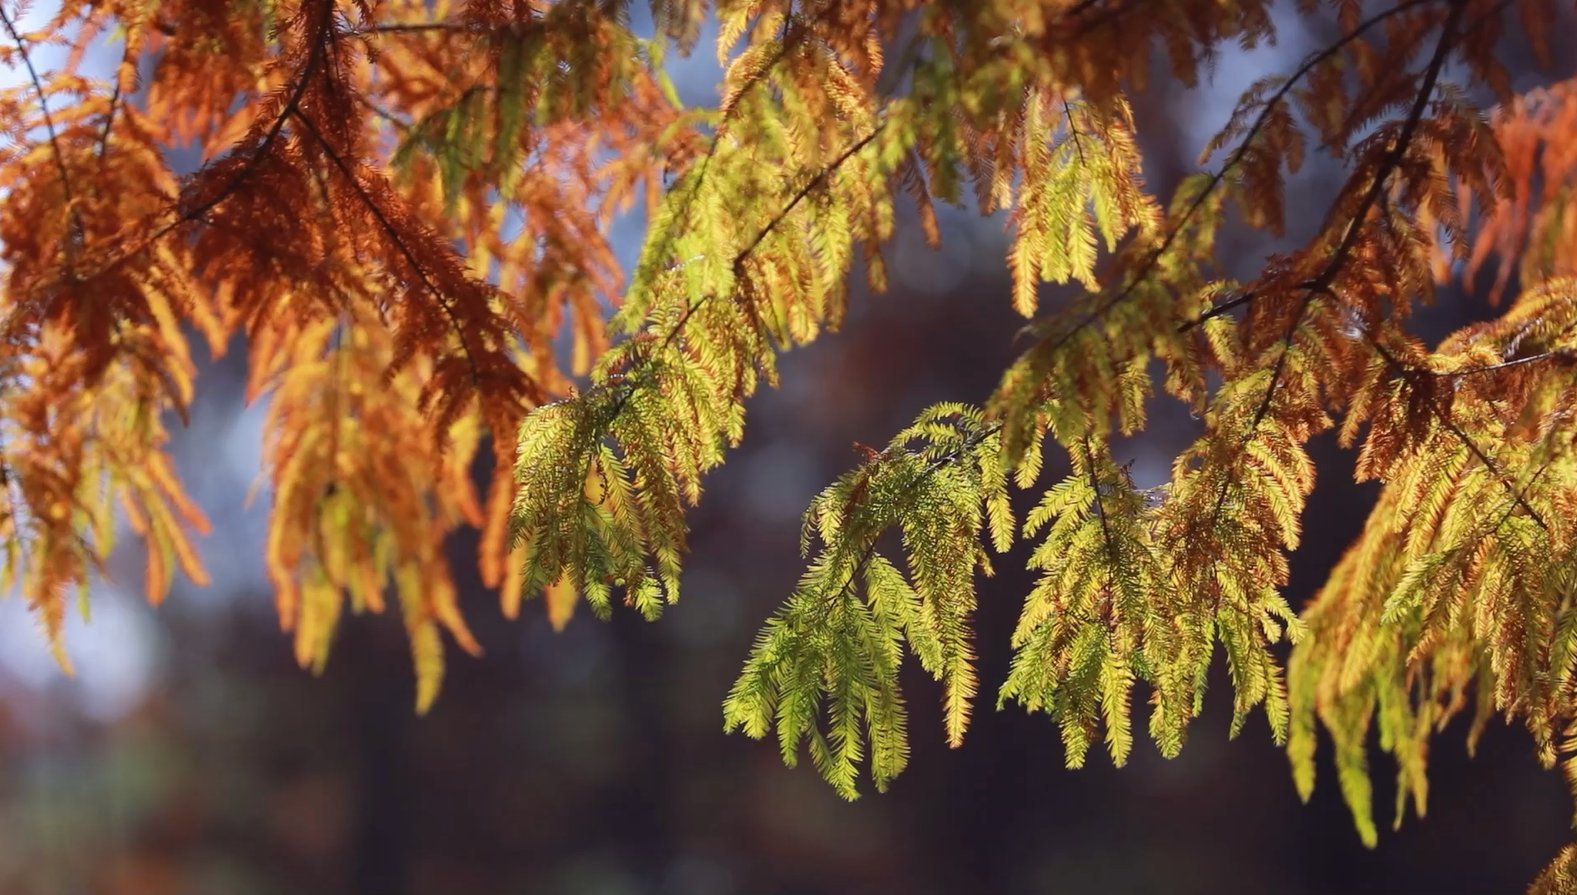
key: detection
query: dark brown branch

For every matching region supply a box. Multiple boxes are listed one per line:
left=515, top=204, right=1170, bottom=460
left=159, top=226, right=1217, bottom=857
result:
left=95, top=78, right=122, bottom=167
left=359, top=95, right=414, bottom=132
left=355, top=22, right=480, bottom=35
left=731, top=125, right=886, bottom=269
left=1247, top=0, right=1468, bottom=435
left=1169, top=0, right=1455, bottom=334
left=1245, top=294, right=1317, bottom=437
left=1197, top=2, right=1468, bottom=538
left=1431, top=350, right=1576, bottom=377
left=1082, top=435, right=1121, bottom=609
left=1179, top=289, right=1257, bottom=331
left=0, top=4, right=78, bottom=248
left=655, top=125, right=885, bottom=358
left=616, top=123, right=886, bottom=416
left=165, top=0, right=337, bottom=232
left=1179, top=0, right=1518, bottom=333
left=1366, top=335, right=1550, bottom=529
left=0, top=0, right=339, bottom=315
left=1310, top=3, right=1467, bottom=294
left=1063, top=99, right=1089, bottom=167
left=1434, top=407, right=1547, bottom=529
left=291, top=109, right=487, bottom=387
left=818, top=417, right=1004, bottom=612
left=640, top=8, right=826, bottom=299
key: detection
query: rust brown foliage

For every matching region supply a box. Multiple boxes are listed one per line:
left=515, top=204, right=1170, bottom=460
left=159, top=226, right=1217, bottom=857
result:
left=5, top=1, right=1577, bottom=888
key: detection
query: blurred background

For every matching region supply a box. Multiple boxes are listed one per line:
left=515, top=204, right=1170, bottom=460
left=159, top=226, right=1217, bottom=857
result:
left=2, top=4, right=1576, bottom=894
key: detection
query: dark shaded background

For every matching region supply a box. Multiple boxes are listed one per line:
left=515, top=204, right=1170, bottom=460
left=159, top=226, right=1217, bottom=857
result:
left=2, top=5, right=1575, bottom=894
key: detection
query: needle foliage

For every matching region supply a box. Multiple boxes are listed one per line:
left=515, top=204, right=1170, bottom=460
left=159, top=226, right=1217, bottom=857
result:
left=6, top=0, right=1577, bottom=887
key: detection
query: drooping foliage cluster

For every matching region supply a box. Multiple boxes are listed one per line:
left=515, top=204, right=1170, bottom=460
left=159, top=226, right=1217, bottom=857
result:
left=6, top=0, right=1577, bottom=888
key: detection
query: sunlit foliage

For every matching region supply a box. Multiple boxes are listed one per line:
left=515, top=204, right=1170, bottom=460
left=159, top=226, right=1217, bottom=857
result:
left=6, top=0, right=1577, bottom=887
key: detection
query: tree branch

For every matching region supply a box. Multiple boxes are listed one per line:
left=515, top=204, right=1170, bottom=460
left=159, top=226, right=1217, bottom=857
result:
left=292, top=109, right=489, bottom=389
left=1173, top=0, right=1458, bottom=334
left=0, top=3, right=78, bottom=260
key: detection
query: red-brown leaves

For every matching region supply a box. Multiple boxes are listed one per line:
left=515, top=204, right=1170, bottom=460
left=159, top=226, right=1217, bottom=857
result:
left=1456, top=79, right=1577, bottom=303
left=0, top=0, right=656, bottom=691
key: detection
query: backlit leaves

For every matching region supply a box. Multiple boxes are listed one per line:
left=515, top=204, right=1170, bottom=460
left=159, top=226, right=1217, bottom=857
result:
left=6, top=3, right=1577, bottom=887
left=724, top=404, right=1009, bottom=796
left=1008, top=90, right=1158, bottom=315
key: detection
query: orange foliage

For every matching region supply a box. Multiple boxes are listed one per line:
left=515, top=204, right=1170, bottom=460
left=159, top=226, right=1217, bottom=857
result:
left=6, top=6, right=1577, bottom=885
left=0, top=0, right=687, bottom=702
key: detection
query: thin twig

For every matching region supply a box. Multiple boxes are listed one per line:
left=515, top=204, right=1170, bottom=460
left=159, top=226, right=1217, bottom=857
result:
left=95, top=78, right=121, bottom=167
left=819, top=418, right=1004, bottom=612
left=732, top=125, right=886, bottom=269
left=292, top=109, right=488, bottom=387
left=1201, top=0, right=1467, bottom=532
left=0, top=4, right=78, bottom=248
left=1432, top=350, right=1575, bottom=377
left=355, top=22, right=480, bottom=35
left=1180, top=289, right=1257, bottom=330
left=1366, top=335, right=1549, bottom=529
left=1255, top=0, right=1468, bottom=422
left=1170, top=0, right=1457, bottom=334
left=612, top=123, right=886, bottom=418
